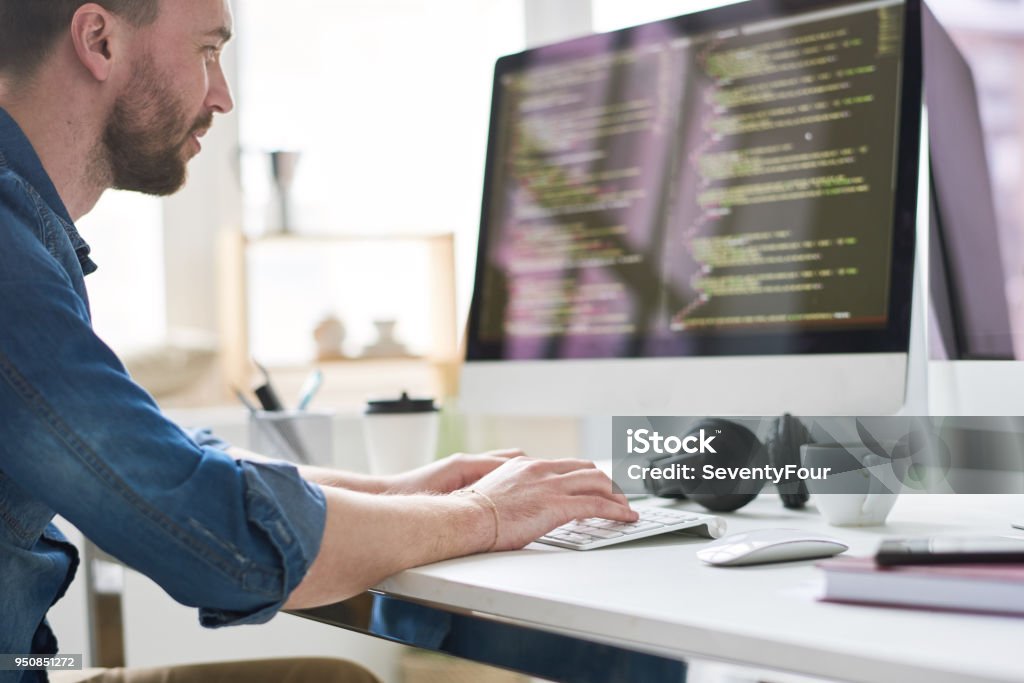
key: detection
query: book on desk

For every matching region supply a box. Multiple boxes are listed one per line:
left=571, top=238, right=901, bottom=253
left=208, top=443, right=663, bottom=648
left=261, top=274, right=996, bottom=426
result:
left=819, top=556, right=1024, bottom=617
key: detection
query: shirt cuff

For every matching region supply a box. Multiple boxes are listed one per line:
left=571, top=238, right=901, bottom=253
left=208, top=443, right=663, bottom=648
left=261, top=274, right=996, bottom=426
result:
left=198, top=459, right=326, bottom=627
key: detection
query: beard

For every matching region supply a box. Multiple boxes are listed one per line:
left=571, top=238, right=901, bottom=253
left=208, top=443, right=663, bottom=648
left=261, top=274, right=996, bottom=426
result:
left=101, top=56, right=212, bottom=197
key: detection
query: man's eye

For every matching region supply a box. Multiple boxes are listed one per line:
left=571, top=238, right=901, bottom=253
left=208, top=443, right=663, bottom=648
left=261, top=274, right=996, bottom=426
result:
left=203, top=46, right=221, bottom=61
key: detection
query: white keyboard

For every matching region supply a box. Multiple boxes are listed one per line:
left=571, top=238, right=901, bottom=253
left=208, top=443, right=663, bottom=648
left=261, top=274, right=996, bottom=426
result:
left=537, top=507, right=727, bottom=550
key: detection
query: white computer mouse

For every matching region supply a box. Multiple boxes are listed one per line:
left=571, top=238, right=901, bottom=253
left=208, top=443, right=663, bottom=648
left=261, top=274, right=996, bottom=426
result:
left=696, top=529, right=848, bottom=566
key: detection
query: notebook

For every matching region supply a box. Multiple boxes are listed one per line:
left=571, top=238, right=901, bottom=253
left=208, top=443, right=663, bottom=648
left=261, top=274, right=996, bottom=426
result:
left=818, top=556, right=1024, bottom=617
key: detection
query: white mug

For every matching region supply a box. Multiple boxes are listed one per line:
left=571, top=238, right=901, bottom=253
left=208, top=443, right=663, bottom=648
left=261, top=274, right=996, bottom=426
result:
left=801, top=443, right=902, bottom=526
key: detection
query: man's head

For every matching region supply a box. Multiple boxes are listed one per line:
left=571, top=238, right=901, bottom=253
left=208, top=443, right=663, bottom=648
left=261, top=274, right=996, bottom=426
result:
left=0, top=0, right=233, bottom=197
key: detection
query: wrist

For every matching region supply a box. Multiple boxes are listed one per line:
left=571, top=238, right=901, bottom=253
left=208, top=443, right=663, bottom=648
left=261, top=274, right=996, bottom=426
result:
left=451, top=489, right=499, bottom=552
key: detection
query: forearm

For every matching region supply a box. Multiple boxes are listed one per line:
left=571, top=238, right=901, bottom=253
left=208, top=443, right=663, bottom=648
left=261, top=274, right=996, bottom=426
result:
left=296, top=465, right=387, bottom=493
left=227, top=446, right=388, bottom=493
left=283, top=486, right=493, bottom=608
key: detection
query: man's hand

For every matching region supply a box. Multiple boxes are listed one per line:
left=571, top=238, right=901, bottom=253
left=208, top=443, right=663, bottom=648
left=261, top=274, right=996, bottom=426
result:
left=382, top=449, right=522, bottom=494
left=466, top=456, right=638, bottom=551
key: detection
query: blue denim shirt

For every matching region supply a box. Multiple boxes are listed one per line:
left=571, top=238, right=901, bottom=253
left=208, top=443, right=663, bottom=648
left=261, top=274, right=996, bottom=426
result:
left=0, top=108, right=327, bottom=682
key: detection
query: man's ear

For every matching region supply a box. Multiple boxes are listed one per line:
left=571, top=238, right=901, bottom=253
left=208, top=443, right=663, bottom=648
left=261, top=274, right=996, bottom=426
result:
left=69, top=4, right=120, bottom=82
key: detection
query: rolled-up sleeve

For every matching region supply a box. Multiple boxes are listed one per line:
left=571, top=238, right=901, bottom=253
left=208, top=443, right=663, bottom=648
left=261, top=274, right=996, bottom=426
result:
left=201, top=459, right=326, bottom=627
left=185, top=426, right=232, bottom=453
left=0, top=269, right=326, bottom=626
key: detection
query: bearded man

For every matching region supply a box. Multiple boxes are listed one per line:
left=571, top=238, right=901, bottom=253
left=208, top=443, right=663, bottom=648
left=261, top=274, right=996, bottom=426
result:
left=0, top=1, right=637, bottom=682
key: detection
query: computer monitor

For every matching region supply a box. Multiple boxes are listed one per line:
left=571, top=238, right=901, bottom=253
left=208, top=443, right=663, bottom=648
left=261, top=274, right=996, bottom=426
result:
left=462, top=0, right=924, bottom=416
left=924, top=2, right=1015, bottom=361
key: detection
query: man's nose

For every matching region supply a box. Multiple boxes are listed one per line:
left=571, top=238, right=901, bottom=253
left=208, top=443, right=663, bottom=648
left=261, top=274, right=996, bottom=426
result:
left=207, top=61, right=235, bottom=115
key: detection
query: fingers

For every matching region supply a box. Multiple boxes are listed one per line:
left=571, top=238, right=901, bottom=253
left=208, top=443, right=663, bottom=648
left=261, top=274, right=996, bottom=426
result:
left=482, top=448, right=525, bottom=460
left=569, top=496, right=638, bottom=523
left=547, top=469, right=635, bottom=523
left=459, top=453, right=522, bottom=484
left=476, top=454, right=598, bottom=475
left=536, top=458, right=599, bottom=475
left=558, top=468, right=628, bottom=502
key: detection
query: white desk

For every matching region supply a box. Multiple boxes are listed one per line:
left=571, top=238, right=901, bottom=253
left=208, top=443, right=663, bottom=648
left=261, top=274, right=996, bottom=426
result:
left=303, top=493, right=1024, bottom=683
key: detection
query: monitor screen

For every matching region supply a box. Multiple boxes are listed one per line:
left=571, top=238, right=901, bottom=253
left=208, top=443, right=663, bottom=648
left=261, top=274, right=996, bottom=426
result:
left=467, top=0, right=920, bottom=364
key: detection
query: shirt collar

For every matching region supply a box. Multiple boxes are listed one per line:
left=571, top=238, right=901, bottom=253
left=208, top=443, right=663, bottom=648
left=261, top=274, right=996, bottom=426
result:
left=0, top=107, right=97, bottom=275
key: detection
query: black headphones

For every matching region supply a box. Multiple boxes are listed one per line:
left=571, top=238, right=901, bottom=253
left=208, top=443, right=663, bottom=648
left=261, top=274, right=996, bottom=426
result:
left=642, top=414, right=812, bottom=512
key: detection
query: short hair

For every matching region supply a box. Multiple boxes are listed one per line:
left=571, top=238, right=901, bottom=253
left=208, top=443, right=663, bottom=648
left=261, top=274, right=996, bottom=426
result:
left=0, top=1, right=160, bottom=80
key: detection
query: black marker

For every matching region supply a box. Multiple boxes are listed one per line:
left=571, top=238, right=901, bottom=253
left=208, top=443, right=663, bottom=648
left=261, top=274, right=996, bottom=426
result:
left=253, top=360, right=285, bottom=411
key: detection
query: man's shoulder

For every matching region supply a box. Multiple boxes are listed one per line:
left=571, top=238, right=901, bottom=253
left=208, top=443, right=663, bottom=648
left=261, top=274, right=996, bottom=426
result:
left=0, top=166, right=70, bottom=285
left=0, top=164, right=47, bottom=237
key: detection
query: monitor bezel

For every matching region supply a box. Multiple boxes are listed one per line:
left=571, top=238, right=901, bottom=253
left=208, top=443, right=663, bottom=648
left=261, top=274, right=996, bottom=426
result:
left=466, top=0, right=923, bottom=362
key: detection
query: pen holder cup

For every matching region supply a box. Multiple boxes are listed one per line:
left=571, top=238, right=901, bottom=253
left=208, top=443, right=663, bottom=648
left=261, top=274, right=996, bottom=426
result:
left=248, top=410, right=334, bottom=467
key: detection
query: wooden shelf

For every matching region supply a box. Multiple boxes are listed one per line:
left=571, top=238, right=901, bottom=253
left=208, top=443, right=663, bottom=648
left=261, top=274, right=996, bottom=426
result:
left=217, top=230, right=459, bottom=404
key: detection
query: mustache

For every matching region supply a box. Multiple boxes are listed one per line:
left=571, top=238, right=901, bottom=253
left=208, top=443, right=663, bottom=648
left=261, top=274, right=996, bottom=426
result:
left=188, top=111, right=215, bottom=137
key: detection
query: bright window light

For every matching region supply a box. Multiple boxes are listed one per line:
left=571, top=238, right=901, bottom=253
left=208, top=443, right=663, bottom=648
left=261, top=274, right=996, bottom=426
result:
left=593, top=0, right=747, bottom=33
left=77, top=190, right=166, bottom=355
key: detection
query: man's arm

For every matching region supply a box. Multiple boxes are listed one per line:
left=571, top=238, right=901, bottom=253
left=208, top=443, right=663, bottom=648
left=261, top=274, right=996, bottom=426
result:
left=228, top=445, right=521, bottom=495
left=284, top=456, right=636, bottom=609
left=230, top=444, right=635, bottom=609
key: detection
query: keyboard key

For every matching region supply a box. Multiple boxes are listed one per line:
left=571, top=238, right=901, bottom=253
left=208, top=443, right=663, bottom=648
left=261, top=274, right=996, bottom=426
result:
left=574, top=527, right=624, bottom=539
left=645, top=510, right=687, bottom=521
left=586, top=520, right=620, bottom=529
left=558, top=531, right=597, bottom=545
left=613, top=522, right=664, bottom=534
left=664, top=515, right=698, bottom=523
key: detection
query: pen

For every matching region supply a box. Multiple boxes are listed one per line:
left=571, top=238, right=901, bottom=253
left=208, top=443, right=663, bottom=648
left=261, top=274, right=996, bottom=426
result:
left=296, top=369, right=323, bottom=411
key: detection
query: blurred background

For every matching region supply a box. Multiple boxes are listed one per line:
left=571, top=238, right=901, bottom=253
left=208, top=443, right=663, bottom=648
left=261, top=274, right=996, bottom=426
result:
left=77, top=0, right=1024, bottom=413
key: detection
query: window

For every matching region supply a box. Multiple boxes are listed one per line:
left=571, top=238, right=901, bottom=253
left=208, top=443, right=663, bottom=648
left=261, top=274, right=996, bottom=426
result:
left=77, top=191, right=166, bottom=355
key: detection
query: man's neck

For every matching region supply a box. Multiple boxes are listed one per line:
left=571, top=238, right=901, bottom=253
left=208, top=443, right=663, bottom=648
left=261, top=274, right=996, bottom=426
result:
left=0, top=76, right=108, bottom=222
